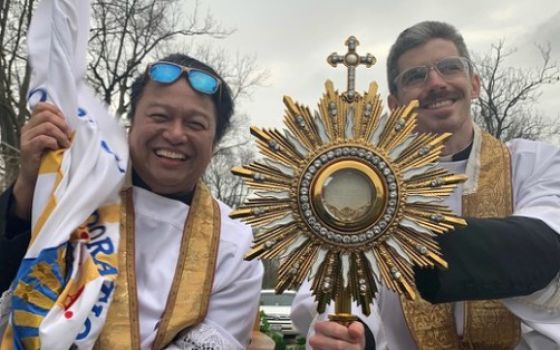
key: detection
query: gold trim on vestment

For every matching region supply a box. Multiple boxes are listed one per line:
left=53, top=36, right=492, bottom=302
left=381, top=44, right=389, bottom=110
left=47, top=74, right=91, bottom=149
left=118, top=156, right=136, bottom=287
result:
left=461, top=131, right=520, bottom=349
left=94, top=188, right=140, bottom=349
left=461, top=300, right=521, bottom=349
left=401, top=130, right=521, bottom=349
left=96, top=181, right=221, bottom=349
left=151, top=182, right=221, bottom=349
left=401, top=298, right=461, bottom=349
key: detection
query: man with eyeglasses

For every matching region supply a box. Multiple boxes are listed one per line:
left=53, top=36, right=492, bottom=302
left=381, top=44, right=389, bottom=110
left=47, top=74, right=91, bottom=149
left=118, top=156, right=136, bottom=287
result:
left=0, top=53, right=263, bottom=349
left=292, top=21, right=560, bottom=350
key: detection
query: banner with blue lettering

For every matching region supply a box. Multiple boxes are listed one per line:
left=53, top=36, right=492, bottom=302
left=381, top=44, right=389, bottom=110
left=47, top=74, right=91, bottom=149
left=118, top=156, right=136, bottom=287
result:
left=0, top=0, right=128, bottom=349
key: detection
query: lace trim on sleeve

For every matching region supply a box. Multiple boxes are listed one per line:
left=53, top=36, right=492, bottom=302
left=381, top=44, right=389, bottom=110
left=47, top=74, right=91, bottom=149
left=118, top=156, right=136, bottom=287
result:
left=168, top=322, right=235, bottom=350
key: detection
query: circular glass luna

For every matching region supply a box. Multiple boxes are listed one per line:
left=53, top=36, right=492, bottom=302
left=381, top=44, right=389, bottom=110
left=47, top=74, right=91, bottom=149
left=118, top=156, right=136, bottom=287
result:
left=311, top=160, right=387, bottom=231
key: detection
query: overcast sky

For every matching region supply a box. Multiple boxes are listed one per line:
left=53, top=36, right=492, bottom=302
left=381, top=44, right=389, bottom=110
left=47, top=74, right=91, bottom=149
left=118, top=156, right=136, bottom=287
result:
left=193, top=0, right=560, bottom=132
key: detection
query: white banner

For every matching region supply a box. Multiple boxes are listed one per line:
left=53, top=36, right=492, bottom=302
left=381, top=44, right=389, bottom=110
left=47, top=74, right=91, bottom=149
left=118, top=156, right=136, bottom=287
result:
left=1, top=0, right=128, bottom=349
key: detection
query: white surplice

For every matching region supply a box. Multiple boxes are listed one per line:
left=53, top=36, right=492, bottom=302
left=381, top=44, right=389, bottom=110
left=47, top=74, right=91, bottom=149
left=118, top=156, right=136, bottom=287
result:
left=131, top=186, right=264, bottom=350
left=291, top=127, right=560, bottom=350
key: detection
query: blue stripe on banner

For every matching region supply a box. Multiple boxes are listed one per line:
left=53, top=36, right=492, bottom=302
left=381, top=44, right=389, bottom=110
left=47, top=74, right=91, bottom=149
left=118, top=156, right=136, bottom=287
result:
left=14, top=337, right=24, bottom=350
left=11, top=244, right=67, bottom=317
left=32, top=283, right=58, bottom=302
left=14, top=245, right=66, bottom=283
left=13, top=326, right=39, bottom=339
left=9, top=242, right=68, bottom=346
left=10, top=297, right=49, bottom=317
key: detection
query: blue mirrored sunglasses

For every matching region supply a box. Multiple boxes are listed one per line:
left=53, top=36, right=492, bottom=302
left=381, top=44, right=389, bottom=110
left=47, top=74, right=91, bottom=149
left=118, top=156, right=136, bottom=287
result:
left=147, top=61, right=221, bottom=95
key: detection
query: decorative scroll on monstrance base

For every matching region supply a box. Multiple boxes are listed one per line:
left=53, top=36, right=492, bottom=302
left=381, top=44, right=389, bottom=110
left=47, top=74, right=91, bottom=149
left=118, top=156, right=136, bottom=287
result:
left=230, top=36, right=467, bottom=322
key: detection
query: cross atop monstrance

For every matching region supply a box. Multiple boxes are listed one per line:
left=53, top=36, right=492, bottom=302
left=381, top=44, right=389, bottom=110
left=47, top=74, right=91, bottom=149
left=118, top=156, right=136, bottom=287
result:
left=327, top=36, right=376, bottom=102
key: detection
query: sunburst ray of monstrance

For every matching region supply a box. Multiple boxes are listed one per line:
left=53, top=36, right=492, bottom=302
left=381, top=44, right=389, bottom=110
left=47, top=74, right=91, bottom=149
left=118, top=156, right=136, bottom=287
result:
left=230, top=36, right=467, bottom=324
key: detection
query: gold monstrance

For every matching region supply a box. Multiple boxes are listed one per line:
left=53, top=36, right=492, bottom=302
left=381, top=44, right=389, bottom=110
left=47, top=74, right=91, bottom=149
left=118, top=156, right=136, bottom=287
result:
left=231, top=36, right=467, bottom=324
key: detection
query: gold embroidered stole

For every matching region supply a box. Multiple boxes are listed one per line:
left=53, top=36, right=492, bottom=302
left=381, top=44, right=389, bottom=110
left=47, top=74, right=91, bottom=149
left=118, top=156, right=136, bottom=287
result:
left=401, top=131, right=521, bottom=349
left=94, top=181, right=221, bottom=349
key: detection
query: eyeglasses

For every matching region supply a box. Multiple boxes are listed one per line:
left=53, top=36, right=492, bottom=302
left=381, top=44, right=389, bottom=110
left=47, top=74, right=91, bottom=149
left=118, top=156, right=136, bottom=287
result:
left=147, top=61, right=221, bottom=95
left=394, top=56, right=472, bottom=89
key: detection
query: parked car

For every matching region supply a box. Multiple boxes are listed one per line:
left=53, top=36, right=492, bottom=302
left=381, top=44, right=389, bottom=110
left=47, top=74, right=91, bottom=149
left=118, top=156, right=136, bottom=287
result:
left=260, top=289, right=298, bottom=336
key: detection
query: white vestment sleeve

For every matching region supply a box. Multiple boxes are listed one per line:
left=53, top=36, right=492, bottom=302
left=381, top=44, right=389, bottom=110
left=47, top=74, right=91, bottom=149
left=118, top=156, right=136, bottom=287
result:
left=189, top=201, right=264, bottom=350
left=501, top=139, right=560, bottom=347
left=133, top=191, right=263, bottom=350
left=509, top=139, right=560, bottom=235
left=290, top=279, right=315, bottom=337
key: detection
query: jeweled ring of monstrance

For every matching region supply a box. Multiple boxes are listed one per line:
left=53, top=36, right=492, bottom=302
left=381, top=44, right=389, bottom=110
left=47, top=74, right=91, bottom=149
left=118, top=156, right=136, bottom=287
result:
left=231, top=36, right=467, bottom=324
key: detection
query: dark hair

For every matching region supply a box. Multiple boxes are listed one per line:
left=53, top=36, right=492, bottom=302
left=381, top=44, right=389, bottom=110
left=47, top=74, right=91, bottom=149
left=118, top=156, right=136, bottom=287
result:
left=128, top=53, right=234, bottom=144
left=387, top=21, right=471, bottom=95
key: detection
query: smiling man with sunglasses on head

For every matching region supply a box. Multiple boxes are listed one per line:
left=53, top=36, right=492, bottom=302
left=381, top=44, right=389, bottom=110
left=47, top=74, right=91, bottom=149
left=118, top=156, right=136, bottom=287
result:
left=0, top=53, right=263, bottom=349
left=292, top=21, right=560, bottom=350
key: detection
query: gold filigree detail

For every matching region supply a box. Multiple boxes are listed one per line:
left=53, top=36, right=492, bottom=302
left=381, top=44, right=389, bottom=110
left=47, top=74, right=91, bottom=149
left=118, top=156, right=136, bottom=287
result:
left=401, top=130, right=520, bottom=349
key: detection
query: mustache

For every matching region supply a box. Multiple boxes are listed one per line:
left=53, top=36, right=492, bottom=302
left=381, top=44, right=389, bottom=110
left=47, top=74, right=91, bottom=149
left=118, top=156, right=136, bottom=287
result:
left=419, top=91, right=463, bottom=108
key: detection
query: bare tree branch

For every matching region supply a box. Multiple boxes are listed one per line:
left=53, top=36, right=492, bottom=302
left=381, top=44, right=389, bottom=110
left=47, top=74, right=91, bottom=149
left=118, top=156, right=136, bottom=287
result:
left=472, top=41, right=560, bottom=141
left=85, top=0, right=234, bottom=118
left=203, top=114, right=257, bottom=208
